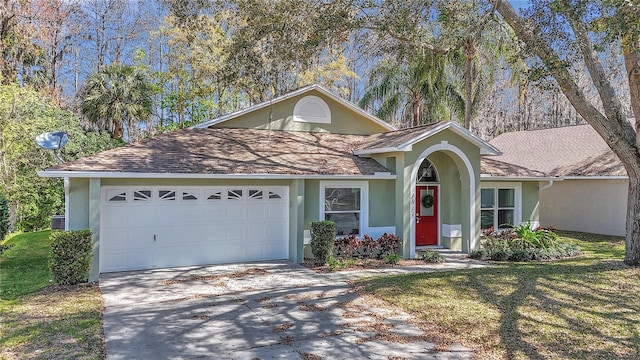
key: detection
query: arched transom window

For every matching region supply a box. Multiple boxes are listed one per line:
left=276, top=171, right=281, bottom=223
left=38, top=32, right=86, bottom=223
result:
left=417, top=159, right=438, bottom=183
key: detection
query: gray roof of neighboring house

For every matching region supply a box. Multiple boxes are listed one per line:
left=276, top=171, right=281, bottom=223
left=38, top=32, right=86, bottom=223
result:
left=485, top=124, right=627, bottom=177
left=46, top=128, right=390, bottom=176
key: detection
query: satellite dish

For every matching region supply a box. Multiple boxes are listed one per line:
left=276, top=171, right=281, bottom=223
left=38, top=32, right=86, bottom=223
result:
left=35, top=131, right=68, bottom=163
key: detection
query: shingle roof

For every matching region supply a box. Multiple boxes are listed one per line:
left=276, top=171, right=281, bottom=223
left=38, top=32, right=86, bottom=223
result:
left=358, top=123, right=442, bottom=150
left=480, top=157, right=548, bottom=178
left=48, top=128, right=390, bottom=176
left=357, top=122, right=501, bottom=156
left=486, top=124, right=626, bottom=177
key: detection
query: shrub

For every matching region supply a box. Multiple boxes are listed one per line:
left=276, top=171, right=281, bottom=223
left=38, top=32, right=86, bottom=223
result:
left=377, top=233, right=401, bottom=258
left=326, top=256, right=344, bottom=272
left=310, top=221, right=336, bottom=265
left=421, top=250, right=446, bottom=263
left=385, top=252, right=402, bottom=265
left=359, top=235, right=378, bottom=258
left=333, top=234, right=360, bottom=259
left=0, top=193, right=9, bottom=241
left=49, top=229, right=93, bottom=285
left=474, top=225, right=581, bottom=262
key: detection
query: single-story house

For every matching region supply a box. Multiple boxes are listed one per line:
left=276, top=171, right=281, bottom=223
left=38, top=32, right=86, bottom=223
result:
left=485, top=124, right=628, bottom=237
left=41, top=85, right=554, bottom=281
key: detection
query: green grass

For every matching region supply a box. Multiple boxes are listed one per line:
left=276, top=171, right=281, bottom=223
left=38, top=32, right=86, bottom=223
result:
left=359, top=231, right=639, bottom=359
left=1, top=230, right=53, bottom=300
left=0, top=231, right=104, bottom=359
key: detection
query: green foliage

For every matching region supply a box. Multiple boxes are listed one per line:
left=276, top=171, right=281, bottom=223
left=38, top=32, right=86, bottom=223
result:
left=377, top=233, right=402, bottom=258
left=310, top=220, right=336, bottom=265
left=512, top=221, right=559, bottom=249
left=326, top=255, right=344, bottom=272
left=472, top=226, right=581, bottom=262
left=0, top=230, right=53, bottom=300
left=79, top=63, right=155, bottom=140
left=384, top=252, right=402, bottom=265
left=0, top=83, right=120, bottom=231
left=0, top=193, right=9, bottom=241
left=421, top=250, right=446, bottom=263
left=48, top=230, right=93, bottom=285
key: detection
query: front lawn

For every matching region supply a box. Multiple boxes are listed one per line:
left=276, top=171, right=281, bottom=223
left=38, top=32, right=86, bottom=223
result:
left=0, top=231, right=104, bottom=359
left=359, top=231, right=640, bottom=359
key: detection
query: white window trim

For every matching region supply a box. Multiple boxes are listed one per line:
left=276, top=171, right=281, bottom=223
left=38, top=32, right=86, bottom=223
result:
left=480, top=182, right=522, bottom=230
left=319, top=181, right=368, bottom=237
left=293, top=95, right=331, bottom=124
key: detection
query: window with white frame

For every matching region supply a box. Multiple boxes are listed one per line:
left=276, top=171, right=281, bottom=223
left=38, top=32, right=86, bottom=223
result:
left=320, top=181, right=368, bottom=236
left=480, top=183, right=521, bottom=230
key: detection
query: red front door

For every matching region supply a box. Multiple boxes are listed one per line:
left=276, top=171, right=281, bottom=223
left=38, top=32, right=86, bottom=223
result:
left=416, top=186, right=438, bottom=246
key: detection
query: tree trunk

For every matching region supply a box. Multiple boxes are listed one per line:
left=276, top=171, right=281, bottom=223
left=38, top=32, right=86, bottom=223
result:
left=491, top=0, right=640, bottom=265
left=464, top=37, right=475, bottom=129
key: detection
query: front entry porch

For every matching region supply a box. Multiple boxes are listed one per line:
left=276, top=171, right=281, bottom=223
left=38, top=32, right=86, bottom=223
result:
left=408, top=143, right=478, bottom=258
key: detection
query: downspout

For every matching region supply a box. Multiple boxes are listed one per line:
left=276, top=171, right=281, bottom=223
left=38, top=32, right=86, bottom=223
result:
left=64, top=177, right=69, bottom=231
left=539, top=180, right=554, bottom=191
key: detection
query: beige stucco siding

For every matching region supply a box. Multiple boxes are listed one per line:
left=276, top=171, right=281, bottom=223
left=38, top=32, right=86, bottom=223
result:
left=213, top=90, right=390, bottom=135
left=540, top=179, right=627, bottom=236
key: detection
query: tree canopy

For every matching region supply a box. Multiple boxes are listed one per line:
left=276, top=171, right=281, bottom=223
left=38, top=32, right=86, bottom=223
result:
left=0, top=82, right=120, bottom=231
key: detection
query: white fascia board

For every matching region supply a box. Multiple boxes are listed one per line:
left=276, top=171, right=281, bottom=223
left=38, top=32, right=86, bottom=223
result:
left=38, top=170, right=396, bottom=180
left=562, top=175, right=629, bottom=180
left=480, top=175, right=563, bottom=181
left=353, top=145, right=412, bottom=156
left=192, top=84, right=395, bottom=131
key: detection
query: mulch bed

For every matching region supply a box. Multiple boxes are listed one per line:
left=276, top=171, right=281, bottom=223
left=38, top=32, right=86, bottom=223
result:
left=302, top=258, right=427, bottom=273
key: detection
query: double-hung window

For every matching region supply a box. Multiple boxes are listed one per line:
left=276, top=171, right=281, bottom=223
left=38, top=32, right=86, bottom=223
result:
left=320, top=181, right=368, bottom=236
left=481, top=183, right=521, bottom=230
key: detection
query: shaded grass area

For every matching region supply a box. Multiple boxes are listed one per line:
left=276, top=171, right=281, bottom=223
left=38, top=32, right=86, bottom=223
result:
left=0, top=231, right=104, bottom=359
left=359, top=231, right=639, bottom=359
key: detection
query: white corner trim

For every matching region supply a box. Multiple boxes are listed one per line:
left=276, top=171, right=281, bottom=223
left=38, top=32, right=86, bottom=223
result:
left=64, top=177, right=69, bottom=231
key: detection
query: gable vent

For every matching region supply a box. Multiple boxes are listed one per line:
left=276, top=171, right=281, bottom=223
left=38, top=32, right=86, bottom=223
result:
left=293, top=95, right=331, bottom=124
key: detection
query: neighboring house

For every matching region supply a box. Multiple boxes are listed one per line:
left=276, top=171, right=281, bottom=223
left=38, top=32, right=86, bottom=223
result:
left=484, top=125, right=628, bottom=237
left=44, top=84, right=564, bottom=282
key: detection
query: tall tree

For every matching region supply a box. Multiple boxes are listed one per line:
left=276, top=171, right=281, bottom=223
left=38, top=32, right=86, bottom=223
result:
left=79, top=63, right=154, bottom=140
left=359, top=51, right=461, bottom=127
left=490, top=0, right=640, bottom=265
left=0, top=82, right=119, bottom=230
left=357, top=0, right=513, bottom=129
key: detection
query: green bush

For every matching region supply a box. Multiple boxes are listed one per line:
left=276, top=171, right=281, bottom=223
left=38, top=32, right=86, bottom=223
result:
left=49, top=230, right=93, bottom=285
left=0, top=193, right=9, bottom=241
left=421, top=250, right=446, bottom=263
left=384, top=252, right=402, bottom=265
left=310, top=221, right=336, bottom=265
left=474, top=226, right=582, bottom=262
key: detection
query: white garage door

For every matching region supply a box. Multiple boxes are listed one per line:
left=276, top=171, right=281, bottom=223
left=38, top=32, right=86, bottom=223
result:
left=100, top=186, right=289, bottom=272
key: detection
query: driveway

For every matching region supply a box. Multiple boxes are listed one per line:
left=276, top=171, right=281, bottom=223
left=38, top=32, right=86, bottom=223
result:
left=100, top=261, right=474, bottom=359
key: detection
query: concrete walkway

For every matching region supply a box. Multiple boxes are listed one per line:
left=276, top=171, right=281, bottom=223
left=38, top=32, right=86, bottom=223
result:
left=101, top=259, right=488, bottom=359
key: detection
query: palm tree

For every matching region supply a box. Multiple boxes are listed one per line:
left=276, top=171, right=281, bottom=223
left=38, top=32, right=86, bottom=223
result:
left=79, top=63, right=153, bottom=140
left=360, top=51, right=463, bottom=128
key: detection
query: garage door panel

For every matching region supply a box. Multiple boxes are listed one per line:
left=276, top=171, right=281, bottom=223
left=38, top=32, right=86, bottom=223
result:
left=101, top=186, right=289, bottom=273
left=225, top=206, right=245, bottom=220
left=266, top=205, right=287, bottom=220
